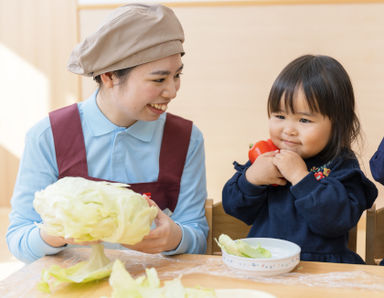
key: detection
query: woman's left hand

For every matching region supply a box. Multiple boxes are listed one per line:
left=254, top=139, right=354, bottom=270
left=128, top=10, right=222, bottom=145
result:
left=122, top=200, right=182, bottom=253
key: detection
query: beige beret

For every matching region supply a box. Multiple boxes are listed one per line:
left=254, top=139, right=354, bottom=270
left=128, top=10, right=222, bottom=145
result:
left=67, top=3, right=184, bottom=77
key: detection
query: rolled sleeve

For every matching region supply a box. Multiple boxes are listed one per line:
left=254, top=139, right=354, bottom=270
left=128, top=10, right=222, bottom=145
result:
left=161, top=222, right=206, bottom=256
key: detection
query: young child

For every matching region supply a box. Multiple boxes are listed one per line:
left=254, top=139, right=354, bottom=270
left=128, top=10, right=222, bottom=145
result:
left=222, top=55, right=377, bottom=264
left=7, top=3, right=208, bottom=263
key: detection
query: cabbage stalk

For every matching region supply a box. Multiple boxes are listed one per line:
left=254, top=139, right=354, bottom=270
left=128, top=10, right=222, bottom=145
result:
left=34, top=176, right=158, bottom=244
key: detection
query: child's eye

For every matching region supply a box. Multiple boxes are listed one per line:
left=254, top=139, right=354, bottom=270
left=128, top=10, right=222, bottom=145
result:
left=275, top=114, right=285, bottom=120
left=300, top=118, right=311, bottom=123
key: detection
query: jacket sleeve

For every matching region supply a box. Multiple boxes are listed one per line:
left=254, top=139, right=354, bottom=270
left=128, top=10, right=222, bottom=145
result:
left=222, top=161, right=269, bottom=225
left=370, top=137, right=384, bottom=185
left=291, top=158, right=377, bottom=238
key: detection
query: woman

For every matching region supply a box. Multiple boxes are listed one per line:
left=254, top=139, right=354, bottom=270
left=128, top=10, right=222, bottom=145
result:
left=7, top=3, right=208, bottom=263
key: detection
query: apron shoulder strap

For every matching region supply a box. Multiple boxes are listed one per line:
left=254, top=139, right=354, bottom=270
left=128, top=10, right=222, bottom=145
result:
left=158, top=113, right=193, bottom=183
left=49, top=103, right=88, bottom=178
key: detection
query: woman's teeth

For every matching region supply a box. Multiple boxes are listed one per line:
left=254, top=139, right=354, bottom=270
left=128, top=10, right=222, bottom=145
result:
left=150, top=103, right=167, bottom=111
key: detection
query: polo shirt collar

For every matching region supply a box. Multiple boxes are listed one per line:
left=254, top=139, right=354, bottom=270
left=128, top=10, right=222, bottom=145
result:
left=81, top=89, right=163, bottom=142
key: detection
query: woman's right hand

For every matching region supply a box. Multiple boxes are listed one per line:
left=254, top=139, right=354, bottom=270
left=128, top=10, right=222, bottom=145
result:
left=40, top=229, right=100, bottom=247
left=245, top=151, right=287, bottom=186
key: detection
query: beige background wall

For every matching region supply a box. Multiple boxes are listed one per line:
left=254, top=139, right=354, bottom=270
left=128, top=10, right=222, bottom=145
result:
left=1, top=0, right=384, bottom=208
left=0, top=0, right=78, bottom=206
left=80, top=2, right=384, bottom=204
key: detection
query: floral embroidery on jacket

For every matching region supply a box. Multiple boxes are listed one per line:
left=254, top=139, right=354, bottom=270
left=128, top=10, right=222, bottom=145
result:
left=310, top=162, right=331, bottom=181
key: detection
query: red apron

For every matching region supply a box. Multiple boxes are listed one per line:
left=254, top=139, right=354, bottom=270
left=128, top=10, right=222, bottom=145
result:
left=49, top=103, right=192, bottom=212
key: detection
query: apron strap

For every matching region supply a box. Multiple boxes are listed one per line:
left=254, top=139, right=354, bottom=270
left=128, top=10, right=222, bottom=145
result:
left=49, top=103, right=89, bottom=178
left=158, top=113, right=192, bottom=184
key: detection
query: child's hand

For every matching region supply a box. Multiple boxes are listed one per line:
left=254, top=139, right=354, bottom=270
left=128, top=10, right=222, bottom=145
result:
left=272, top=149, right=308, bottom=185
left=245, top=151, right=287, bottom=186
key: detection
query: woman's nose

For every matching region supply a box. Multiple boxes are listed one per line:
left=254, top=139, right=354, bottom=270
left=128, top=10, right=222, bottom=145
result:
left=161, top=81, right=178, bottom=99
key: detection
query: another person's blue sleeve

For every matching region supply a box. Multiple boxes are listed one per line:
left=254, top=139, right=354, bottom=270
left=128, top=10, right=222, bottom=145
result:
left=370, top=137, right=384, bottom=185
left=6, top=119, right=66, bottom=263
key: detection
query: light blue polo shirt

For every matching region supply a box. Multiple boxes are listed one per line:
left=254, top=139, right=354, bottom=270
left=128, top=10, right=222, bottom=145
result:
left=7, top=90, right=208, bottom=263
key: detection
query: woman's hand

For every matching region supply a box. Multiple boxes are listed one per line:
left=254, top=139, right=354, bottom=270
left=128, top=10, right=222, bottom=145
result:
left=245, top=151, right=287, bottom=186
left=122, top=200, right=182, bottom=253
left=273, top=149, right=308, bottom=185
left=40, top=229, right=100, bottom=247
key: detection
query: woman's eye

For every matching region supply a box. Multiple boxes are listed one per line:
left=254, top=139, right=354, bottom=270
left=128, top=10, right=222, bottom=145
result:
left=153, top=78, right=165, bottom=83
left=175, top=72, right=183, bottom=79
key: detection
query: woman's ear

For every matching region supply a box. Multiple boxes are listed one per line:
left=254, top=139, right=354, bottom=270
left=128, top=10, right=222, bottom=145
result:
left=100, top=72, right=115, bottom=88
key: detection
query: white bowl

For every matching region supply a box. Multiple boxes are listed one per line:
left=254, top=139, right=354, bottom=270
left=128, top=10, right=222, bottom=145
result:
left=215, top=289, right=276, bottom=298
left=221, top=237, right=301, bottom=276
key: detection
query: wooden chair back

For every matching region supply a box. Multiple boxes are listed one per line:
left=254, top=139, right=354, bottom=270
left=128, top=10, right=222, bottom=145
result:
left=366, top=204, right=384, bottom=265
left=348, top=225, right=357, bottom=253
left=205, top=198, right=358, bottom=256
left=205, top=198, right=213, bottom=255
left=205, top=199, right=251, bottom=255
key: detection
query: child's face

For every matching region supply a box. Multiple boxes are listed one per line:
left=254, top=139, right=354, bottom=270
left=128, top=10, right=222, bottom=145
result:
left=104, top=54, right=183, bottom=127
left=268, top=88, right=332, bottom=159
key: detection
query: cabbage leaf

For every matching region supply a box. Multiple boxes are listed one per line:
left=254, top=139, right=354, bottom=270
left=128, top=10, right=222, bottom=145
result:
left=109, top=259, right=216, bottom=298
left=216, top=234, right=272, bottom=258
left=37, top=243, right=113, bottom=293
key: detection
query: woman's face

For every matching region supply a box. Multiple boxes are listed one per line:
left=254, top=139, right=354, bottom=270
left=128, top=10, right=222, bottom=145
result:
left=104, top=54, right=183, bottom=127
left=269, top=88, right=332, bottom=159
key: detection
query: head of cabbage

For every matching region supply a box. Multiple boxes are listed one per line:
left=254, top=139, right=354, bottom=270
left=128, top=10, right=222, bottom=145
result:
left=33, top=177, right=158, bottom=244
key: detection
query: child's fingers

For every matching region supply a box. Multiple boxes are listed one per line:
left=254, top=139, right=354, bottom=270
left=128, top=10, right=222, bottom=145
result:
left=262, top=150, right=279, bottom=157
left=274, top=177, right=287, bottom=186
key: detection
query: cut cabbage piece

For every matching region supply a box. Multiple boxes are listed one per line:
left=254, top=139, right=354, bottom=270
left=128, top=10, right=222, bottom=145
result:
left=216, top=234, right=271, bottom=258
left=235, top=240, right=272, bottom=258
left=37, top=243, right=113, bottom=293
left=34, top=177, right=158, bottom=244
left=109, top=259, right=216, bottom=298
left=215, top=234, right=242, bottom=256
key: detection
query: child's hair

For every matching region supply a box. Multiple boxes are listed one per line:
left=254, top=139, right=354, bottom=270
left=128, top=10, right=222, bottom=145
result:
left=267, top=54, right=360, bottom=162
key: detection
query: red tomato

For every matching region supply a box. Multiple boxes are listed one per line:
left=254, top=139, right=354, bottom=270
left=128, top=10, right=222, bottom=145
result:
left=248, top=139, right=279, bottom=163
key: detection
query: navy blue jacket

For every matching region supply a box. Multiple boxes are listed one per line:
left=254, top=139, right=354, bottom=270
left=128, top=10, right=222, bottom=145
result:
left=370, top=137, right=384, bottom=184
left=222, top=152, right=377, bottom=264
left=369, top=137, right=384, bottom=266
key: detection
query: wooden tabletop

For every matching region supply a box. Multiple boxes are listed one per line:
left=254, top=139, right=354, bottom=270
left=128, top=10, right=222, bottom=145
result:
left=1, top=248, right=384, bottom=297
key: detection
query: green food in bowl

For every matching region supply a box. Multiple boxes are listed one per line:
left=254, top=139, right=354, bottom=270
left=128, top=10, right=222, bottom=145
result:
left=216, top=234, right=272, bottom=258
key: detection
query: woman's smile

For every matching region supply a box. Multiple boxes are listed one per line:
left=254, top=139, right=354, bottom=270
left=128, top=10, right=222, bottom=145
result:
left=148, top=103, right=168, bottom=114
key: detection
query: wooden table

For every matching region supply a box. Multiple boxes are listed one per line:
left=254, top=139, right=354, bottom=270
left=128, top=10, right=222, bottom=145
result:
left=1, top=248, right=384, bottom=297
